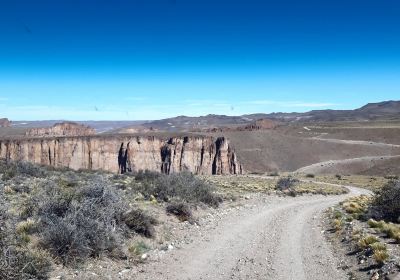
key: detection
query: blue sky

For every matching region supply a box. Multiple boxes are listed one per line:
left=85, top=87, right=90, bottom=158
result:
left=0, top=0, right=399, bottom=120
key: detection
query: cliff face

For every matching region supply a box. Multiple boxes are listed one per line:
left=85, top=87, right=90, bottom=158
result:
left=0, top=135, right=242, bottom=175
left=26, top=122, right=96, bottom=137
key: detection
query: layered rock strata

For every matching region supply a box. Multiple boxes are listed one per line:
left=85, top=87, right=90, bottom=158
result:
left=0, top=135, right=242, bottom=175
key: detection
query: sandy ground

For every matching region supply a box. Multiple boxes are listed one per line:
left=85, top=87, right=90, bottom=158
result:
left=296, top=155, right=400, bottom=175
left=130, top=186, right=370, bottom=280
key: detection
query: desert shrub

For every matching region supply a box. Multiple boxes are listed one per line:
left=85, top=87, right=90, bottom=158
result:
left=16, top=218, right=37, bottom=235
left=370, top=242, right=387, bottom=252
left=268, top=172, right=280, bottom=177
left=122, top=209, right=158, bottom=238
left=373, top=250, right=389, bottom=265
left=333, top=218, right=343, bottom=232
left=275, top=177, right=299, bottom=191
left=0, top=246, right=53, bottom=280
left=384, top=175, right=399, bottom=180
left=0, top=160, right=47, bottom=181
left=128, top=241, right=150, bottom=256
left=131, top=171, right=222, bottom=207
left=33, top=180, right=128, bottom=265
left=166, top=202, right=193, bottom=222
left=160, top=172, right=222, bottom=207
left=358, top=235, right=379, bottom=250
left=134, top=170, right=162, bottom=182
left=369, top=180, right=400, bottom=222
left=367, top=219, right=386, bottom=229
left=39, top=199, right=122, bottom=265
left=0, top=194, right=52, bottom=279
left=380, top=223, right=400, bottom=239
left=305, top=174, right=315, bottom=178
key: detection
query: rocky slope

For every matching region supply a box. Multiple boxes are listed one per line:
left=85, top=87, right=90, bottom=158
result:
left=0, top=135, right=242, bottom=175
left=25, top=122, right=96, bottom=137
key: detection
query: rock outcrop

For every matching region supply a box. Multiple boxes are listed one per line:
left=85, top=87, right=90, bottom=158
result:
left=0, top=118, right=11, bottom=128
left=26, top=122, right=96, bottom=137
left=0, top=135, right=242, bottom=175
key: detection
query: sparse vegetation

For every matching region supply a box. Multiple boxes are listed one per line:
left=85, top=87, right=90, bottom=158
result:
left=373, top=249, right=389, bottom=265
left=0, top=160, right=228, bottom=277
left=131, top=171, right=222, bottom=207
left=166, top=202, right=193, bottom=222
left=333, top=218, right=343, bottom=232
left=123, top=209, right=158, bottom=238
left=129, top=241, right=150, bottom=257
left=358, top=235, right=379, bottom=250
left=275, top=177, right=299, bottom=191
left=369, top=180, right=400, bottom=222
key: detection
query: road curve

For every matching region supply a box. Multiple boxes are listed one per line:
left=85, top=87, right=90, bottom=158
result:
left=135, top=185, right=371, bottom=280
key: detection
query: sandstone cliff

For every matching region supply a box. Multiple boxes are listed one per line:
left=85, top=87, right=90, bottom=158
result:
left=0, top=135, right=242, bottom=175
left=26, top=122, right=96, bottom=137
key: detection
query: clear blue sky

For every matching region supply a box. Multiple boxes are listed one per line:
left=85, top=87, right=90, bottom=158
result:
left=0, top=0, right=399, bottom=120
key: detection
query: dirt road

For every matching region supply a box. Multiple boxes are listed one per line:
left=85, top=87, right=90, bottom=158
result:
left=135, top=186, right=370, bottom=280
left=295, top=155, right=400, bottom=174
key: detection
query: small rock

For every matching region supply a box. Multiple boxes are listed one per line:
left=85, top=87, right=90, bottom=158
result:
left=168, top=244, right=174, bottom=251
left=141, top=253, right=148, bottom=260
left=119, top=269, right=131, bottom=275
left=370, top=272, right=379, bottom=280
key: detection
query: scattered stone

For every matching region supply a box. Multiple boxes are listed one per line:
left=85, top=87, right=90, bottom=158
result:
left=370, top=271, right=380, bottom=280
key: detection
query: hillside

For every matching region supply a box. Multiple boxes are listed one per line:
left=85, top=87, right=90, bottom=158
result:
left=138, top=100, right=400, bottom=132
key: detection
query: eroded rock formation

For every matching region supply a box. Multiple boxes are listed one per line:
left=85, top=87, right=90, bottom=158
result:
left=0, top=135, right=242, bottom=175
left=26, top=122, right=96, bottom=137
left=0, top=118, right=11, bottom=128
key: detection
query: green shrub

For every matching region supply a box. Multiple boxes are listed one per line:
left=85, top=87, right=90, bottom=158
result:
left=370, top=242, right=387, bottom=252
left=367, top=219, right=386, bottom=229
left=369, top=180, right=400, bottom=222
left=358, top=235, right=379, bottom=250
left=373, top=250, right=389, bottom=265
left=128, top=241, right=150, bottom=256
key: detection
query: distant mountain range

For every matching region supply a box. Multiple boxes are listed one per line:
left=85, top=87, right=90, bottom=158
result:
left=4, top=100, right=400, bottom=133
left=141, top=100, right=400, bottom=132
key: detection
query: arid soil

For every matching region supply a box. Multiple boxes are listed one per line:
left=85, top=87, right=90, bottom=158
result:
left=220, top=130, right=400, bottom=173
left=296, top=155, right=400, bottom=175
left=123, top=185, right=369, bottom=280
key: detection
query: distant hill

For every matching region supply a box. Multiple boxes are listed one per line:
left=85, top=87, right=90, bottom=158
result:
left=140, top=100, right=400, bottom=131
left=6, top=100, right=400, bottom=133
